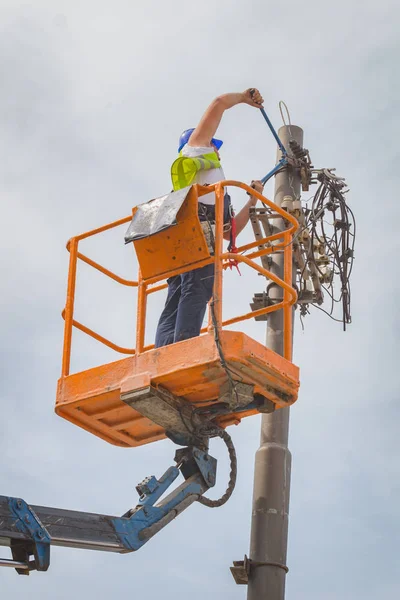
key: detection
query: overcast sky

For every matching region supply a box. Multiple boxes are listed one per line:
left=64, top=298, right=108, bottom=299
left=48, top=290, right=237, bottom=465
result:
left=1, top=1, right=399, bottom=599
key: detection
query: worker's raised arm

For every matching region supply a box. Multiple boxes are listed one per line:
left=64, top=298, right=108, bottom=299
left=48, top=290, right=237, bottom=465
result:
left=188, top=89, right=264, bottom=148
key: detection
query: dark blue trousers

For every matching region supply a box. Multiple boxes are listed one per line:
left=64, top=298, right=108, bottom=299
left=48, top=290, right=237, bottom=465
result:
left=155, top=263, right=215, bottom=347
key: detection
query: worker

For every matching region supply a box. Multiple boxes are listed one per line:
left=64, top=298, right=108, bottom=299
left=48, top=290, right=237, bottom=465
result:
left=155, top=89, right=265, bottom=348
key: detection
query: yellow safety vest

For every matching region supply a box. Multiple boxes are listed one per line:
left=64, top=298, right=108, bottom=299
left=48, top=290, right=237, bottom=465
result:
left=171, top=151, right=221, bottom=191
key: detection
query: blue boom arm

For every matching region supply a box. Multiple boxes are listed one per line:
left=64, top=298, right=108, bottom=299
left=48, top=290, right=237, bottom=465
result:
left=0, top=446, right=216, bottom=574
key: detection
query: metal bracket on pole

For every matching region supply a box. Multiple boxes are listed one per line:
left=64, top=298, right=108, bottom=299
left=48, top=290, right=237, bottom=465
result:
left=230, top=555, right=289, bottom=585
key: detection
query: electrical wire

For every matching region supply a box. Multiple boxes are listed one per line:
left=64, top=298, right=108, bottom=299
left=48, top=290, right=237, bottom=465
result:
left=311, top=303, right=347, bottom=324
left=279, top=100, right=293, bottom=138
left=298, top=170, right=355, bottom=329
left=209, top=300, right=242, bottom=402
left=247, top=166, right=355, bottom=329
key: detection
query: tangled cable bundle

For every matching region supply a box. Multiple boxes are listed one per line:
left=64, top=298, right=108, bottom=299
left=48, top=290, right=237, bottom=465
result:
left=298, top=169, right=355, bottom=330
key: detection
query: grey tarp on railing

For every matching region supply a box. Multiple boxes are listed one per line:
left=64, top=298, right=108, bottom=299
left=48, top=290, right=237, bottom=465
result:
left=124, top=186, right=192, bottom=243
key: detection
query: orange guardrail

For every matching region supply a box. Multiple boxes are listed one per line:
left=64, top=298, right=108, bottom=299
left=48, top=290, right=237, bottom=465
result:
left=61, top=182, right=298, bottom=377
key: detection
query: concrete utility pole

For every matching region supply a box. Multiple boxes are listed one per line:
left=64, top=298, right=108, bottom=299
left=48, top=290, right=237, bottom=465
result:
left=247, top=124, right=304, bottom=600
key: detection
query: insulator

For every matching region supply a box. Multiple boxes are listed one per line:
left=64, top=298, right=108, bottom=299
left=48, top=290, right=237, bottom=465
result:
left=281, top=195, right=293, bottom=212
left=289, top=139, right=307, bottom=158
left=300, top=229, right=310, bottom=242
left=305, top=279, right=314, bottom=292
left=316, top=255, right=330, bottom=266
left=289, top=140, right=301, bottom=150
left=319, top=266, right=333, bottom=284
left=293, top=199, right=302, bottom=212
left=292, top=200, right=301, bottom=218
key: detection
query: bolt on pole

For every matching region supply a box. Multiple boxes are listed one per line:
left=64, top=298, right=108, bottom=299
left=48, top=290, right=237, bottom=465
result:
left=247, top=125, right=304, bottom=600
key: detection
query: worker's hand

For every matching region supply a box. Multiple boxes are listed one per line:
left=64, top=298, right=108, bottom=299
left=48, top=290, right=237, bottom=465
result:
left=248, top=180, right=264, bottom=206
left=242, top=88, right=264, bottom=108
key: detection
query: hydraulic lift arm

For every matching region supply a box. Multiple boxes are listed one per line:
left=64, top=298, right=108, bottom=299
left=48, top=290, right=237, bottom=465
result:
left=0, top=446, right=216, bottom=575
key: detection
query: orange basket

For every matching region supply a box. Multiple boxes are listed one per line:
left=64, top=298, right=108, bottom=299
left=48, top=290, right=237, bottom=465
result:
left=56, top=182, right=300, bottom=447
